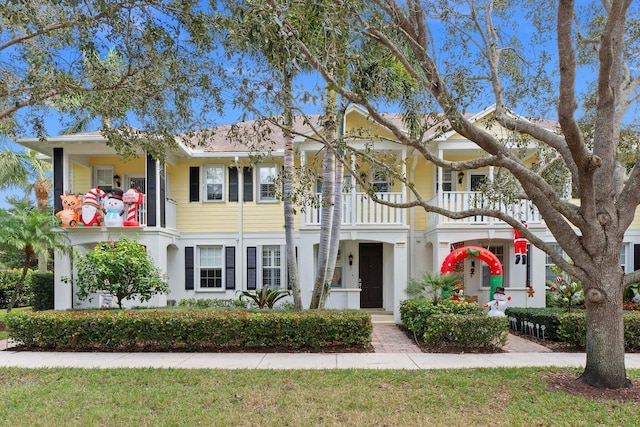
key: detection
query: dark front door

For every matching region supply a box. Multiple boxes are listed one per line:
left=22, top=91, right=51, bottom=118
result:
left=359, top=243, right=383, bottom=308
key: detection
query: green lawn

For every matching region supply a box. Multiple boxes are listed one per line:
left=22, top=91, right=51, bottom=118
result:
left=0, top=367, right=638, bottom=426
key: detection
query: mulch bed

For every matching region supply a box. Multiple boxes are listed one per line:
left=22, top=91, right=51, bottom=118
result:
left=546, top=372, right=640, bottom=403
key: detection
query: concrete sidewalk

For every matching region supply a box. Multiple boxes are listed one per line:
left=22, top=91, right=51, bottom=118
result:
left=0, top=348, right=640, bottom=370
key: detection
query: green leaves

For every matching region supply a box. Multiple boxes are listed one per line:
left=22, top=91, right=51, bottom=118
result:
left=69, top=236, right=168, bottom=309
left=238, top=287, right=291, bottom=309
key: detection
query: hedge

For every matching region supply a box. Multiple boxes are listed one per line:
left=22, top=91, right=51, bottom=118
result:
left=400, top=298, right=485, bottom=338
left=558, top=311, right=640, bottom=351
left=504, top=307, right=565, bottom=341
left=5, top=309, right=372, bottom=352
left=0, top=269, right=33, bottom=309
left=423, top=314, right=509, bottom=349
left=30, top=272, right=54, bottom=311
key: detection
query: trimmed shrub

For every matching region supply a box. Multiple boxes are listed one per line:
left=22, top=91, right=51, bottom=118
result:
left=400, top=298, right=484, bottom=338
left=178, top=298, right=248, bottom=309
left=0, top=269, right=33, bottom=309
left=30, top=272, right=54, bottom=311
left=557, top=311, right=640, bottom=351
left=5, top=309, right=372, bottom=352
left=505, top=307, right=566, bottom=341
left=423, top=314, right=508, bottom=349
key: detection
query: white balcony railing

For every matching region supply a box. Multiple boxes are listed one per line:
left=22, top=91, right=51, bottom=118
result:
left=303, top=192, right=405, bottom=226
left=427, top=191, right=541, bottom=226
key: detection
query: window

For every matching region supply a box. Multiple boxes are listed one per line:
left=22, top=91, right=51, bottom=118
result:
left=331, top=246, right=344, bottom=288
left=262, top=245, right=281, bottom=287
left=93, top=166, right=114, bottom=192
left=482, top=245, right=504, bottom=288
left=203, top=165, right=224, bottom=201
left=199, top=246, right=223, bottom=289
left=258, top=164, right=278, bottom=201
left=544, top=244, right=564, bottom=284
left=372, top=170, right=390, bottom=192
left=436, top=169, right=453, bottom=192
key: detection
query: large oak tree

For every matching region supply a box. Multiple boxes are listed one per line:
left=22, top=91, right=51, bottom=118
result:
left=262, top=0, right=640, bottom=389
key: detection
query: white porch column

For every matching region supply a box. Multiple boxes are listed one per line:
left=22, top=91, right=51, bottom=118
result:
left=54, top=250, right=73, bottom=310
left=393, top=240, right=408, bottom=324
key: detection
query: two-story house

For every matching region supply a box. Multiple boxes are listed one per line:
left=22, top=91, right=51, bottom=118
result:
left=17, top=104, right=638, bottom=322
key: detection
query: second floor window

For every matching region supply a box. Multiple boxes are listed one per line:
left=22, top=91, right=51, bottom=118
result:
left=204, top=165, right=224, bottom=201
left=372, top=170, right=390, bottom=192
left=436, top=169, right=453, bottom=192
left=258, top=164, right=278, bottom=201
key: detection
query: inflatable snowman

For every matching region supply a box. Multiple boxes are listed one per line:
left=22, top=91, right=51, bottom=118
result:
left=80, top=188, right=106, bottom=227
left=484, top=286, right=511, bottom=317
left=103, top=189, right=125, bottom=227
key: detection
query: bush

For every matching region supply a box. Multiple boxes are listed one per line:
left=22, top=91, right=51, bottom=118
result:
left=400, top=298, right=484, bottom=338
left=557, top=311, right=640, bottom=351
left=422, top=314, right=508, bottom=349
left=178, top=298, right=248, bottom=309
left=0, top=269, right=33, bottom=309
left=30, top=272, right=54, bottom=311
left=505, top=307, right=566, bottom=341
left=5, top=309, right=372, bottom=351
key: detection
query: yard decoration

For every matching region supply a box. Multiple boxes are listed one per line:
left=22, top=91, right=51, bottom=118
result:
left=513, top=220, right=528, bottom=265
left=484, top=286, right=511, bottom=317
left=103, top=189, right=125, bottom=227
left=79, top=188, right=106, bottom=227
left=441, top=245, right=503, bottom=296
left=56, top=192, right=81, bottom=227
left=122, top=188, right=143, bottom=226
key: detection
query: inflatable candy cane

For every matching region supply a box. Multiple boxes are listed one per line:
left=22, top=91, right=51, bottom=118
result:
left=123, top=188, right=144, bottom=226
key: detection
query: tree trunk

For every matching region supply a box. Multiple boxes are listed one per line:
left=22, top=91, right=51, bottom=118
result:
left=34, top=178, right=50, bottom=273
left=579, top=271, right=631, bottom=389
left=282, top=69, right=303, bottom=310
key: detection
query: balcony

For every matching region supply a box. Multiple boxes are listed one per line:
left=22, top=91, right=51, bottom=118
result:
left=427, top=191, right=542, bottom=226
left=302, top=192, right=406, bottom=227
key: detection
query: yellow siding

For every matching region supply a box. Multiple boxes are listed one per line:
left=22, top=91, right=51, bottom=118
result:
left=72, top=163, right=91, bottom=193
left=171, top=161, right=290, bottom=233
left=411, top=160, right=433, bottom=231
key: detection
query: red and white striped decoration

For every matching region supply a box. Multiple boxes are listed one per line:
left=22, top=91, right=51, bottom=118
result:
left=123, top=188, right=144, bottom=226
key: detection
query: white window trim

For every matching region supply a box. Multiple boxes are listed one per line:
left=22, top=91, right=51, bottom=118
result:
left=203, top=164, right=225, bottom=202
left=92, top=165, right=115, bottom=191
left=259, top=245, right=286, bottom=288
left=197, top=245, right=225, bottom=292
left=257, top=163, right=279, bottom=203
left=435, top=168, right=453, bottom=193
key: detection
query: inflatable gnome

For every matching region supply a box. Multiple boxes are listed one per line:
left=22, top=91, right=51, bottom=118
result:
left=484, top=286, right=511, bottom=317
left=80, top=188, right=106, bottom=227
left=56, top=192, right=81, bottom=227
left=103, top=188, right=125, bottom=227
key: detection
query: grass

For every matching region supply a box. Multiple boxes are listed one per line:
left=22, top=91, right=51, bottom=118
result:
left=0, top=307, right=30, bottom=340
left=0, top=367, right=638, bottom=426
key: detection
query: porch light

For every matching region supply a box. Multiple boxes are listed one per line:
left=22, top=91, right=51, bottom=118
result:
left=113, top=174, right=121, bottom=187
left=348, top=253, right=353, bottom=266
left=458, top=171, right=464, bottom=184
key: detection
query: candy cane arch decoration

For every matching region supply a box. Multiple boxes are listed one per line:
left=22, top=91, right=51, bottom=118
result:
left=123, top=188, right=144, bottom=226
left=440, top=246, right=503, bottom=296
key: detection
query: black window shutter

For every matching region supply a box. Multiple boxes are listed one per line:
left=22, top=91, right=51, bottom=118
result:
left=189, top=167, right=200, bottom=202
left=185, top=247, right=195, bottom=290
left=225, top=246, right=236, bottom=289
left=243, top=167, right=253, bottom=202
left=228, top=167, right=238, bottom=202
left=247, top=246, right=257, bottom=290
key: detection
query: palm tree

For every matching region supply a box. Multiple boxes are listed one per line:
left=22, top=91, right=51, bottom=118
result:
left=0, top=147, right=51, bottom=210
left=0, top=199, right=68, bottom=311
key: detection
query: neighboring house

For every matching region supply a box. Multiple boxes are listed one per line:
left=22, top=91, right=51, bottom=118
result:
left=15, top=105, right=640, bottom=322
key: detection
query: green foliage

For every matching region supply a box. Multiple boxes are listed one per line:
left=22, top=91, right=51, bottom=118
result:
left=422, top=314, right=508, bottom=349
left=69, top=237, right=168, bottom=309
left=400, top=298, right=485, bottom=339
left=5, top=310, right=372, bottom=351
left=238, top=287, right=291, bottom=309
left=545, top=264, right=583, bottom=312
left=406, top=272, right=464, bottom=306
left=178, top=298, right=248, bottom=309
left=505, top=307, right=566, bottom=341
left=30, top=272, right=54, bottom=311
left=0, top=269, right=33, bottom=309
